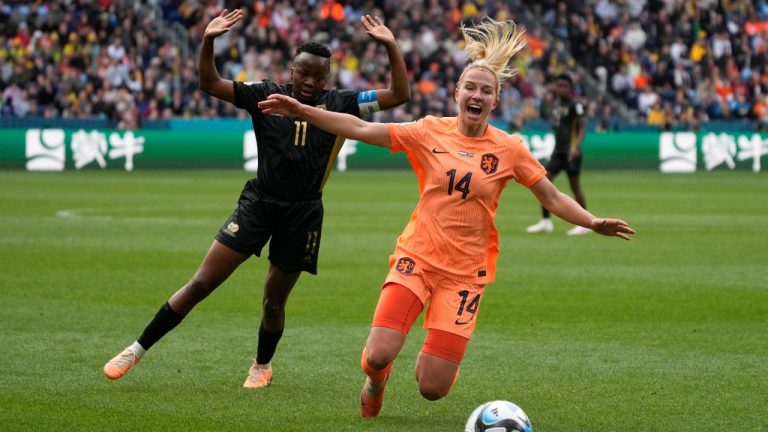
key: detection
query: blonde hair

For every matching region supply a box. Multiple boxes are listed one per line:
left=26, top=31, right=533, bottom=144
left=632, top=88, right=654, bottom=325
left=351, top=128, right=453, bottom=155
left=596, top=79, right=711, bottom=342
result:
left=460, top=17, right=527, bottom=89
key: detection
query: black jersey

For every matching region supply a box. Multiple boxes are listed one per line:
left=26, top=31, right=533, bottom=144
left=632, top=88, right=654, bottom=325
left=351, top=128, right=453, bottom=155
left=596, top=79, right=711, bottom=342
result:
left=234, top=80, right=369, bottom=200
left=550, top=98, right=584, bottom=155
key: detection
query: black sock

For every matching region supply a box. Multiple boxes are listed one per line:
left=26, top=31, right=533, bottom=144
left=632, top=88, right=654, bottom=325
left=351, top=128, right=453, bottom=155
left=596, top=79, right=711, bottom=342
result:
left=542, top=207, right=550, bottom=218
left=255, top=322, right=284, bottom=365
left=137, top=302, right=184, bottom=350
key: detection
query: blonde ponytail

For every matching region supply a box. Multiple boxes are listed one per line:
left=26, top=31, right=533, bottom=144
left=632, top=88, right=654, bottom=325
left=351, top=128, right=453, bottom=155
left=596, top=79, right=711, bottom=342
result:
left=460, top=17, right=527, bottom=87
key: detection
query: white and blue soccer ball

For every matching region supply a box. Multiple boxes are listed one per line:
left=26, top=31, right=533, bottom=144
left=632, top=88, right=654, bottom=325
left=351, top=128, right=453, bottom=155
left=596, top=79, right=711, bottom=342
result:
left=464, top=400, right=533, bottom=432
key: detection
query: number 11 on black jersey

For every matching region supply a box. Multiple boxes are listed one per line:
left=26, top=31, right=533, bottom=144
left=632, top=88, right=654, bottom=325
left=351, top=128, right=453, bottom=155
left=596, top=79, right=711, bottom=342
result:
left=294, top=121, right=308, bottom=146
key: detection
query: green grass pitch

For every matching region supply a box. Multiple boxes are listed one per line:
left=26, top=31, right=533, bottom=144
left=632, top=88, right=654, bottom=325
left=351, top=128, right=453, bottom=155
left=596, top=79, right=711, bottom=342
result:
left=0, top=169, right=766, bottom=431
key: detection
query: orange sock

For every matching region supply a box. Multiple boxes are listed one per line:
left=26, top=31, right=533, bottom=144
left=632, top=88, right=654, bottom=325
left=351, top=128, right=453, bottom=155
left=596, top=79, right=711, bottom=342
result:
left=361, top=347, right=392, bottom=383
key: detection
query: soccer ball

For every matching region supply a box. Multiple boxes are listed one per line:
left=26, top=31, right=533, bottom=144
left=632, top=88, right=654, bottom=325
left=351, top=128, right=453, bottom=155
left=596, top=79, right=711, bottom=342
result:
left=464, top=400, right=533, bottom=432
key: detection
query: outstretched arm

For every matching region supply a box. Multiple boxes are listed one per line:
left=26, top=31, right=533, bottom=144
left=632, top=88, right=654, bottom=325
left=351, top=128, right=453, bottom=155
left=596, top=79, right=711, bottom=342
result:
left=258, top=94, right=392, bottom=148
left=361, top=15, right=410, bottom=109
left=199, top=9, right=244, bottom=104
left=529, top=177, right=635, bottom=240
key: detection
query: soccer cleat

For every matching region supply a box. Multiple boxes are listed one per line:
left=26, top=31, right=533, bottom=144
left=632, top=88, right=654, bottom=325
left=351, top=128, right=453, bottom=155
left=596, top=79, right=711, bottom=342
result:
left=103, top=347, right=141, bottom=380
left=360, top=372, right=390, bottom=418
left=243, top=361, right=272, bottom=389
left=526, top=218, right=553, bottom=234
left=567, top=226, right=592, bottom=236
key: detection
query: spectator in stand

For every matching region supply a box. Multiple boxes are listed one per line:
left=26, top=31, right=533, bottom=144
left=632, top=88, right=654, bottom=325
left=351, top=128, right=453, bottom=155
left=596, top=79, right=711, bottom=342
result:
left=646, top=100, right=665, bottom=127
left=538, top=0, right=768, bottom=127
left=5, top=0, right=768, bottom=130
left=1, top=1, right=560, bottom=128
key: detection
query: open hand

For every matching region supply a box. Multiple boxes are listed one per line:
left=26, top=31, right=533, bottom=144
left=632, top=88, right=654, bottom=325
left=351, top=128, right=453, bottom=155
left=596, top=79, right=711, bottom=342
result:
left=361, top=15, right=395, bottom=45
left=204, top=9, right=244, bottom=40
left=258, top=94, right=304, bottom=117
left=590, top=218, right=635, bottom=240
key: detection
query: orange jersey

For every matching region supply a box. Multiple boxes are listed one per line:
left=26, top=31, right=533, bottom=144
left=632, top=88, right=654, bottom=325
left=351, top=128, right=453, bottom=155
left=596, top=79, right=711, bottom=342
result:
left=387, top=116, right=546, bottom=284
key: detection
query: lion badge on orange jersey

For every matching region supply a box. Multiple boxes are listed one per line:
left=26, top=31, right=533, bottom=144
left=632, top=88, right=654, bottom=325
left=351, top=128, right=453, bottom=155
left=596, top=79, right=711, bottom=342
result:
left=395, top=257, right=416, bottom=275
left=481, top=153, right=499, bottom=174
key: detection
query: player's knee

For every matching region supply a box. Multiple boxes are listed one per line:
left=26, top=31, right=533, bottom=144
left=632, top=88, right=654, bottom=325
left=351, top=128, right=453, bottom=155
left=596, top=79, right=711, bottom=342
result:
left=262, top=298, right=284, bottom=318
left=418, top=380, right=451, bottom=401
left=364, top=346, right=395, bottom=370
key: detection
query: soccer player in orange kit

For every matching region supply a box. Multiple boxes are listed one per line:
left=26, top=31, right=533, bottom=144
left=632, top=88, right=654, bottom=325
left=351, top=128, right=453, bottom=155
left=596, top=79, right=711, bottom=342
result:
left=258, top=17, right=635, bottom=417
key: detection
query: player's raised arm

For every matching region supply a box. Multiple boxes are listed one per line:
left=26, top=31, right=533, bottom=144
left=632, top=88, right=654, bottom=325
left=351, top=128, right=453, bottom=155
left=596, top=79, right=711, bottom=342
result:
left=360, top=15, right=410, bottom=109
left=198, top=9, right=244, bottom=104
left=528, top=176, right=635, bottom=240
left=259, top=94, right=392, bottom=149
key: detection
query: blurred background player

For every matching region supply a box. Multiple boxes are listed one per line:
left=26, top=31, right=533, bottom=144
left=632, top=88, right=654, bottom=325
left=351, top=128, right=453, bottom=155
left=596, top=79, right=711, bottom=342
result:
left=258, top=17, right=634, bottom=417
left=526, top=73, right=591, bottom=235
left=103, top=9, right=409, bottom=388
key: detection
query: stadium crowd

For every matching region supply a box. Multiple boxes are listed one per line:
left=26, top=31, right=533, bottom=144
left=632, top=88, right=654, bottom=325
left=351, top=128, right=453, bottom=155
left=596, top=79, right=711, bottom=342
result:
left=2, top=0, right=768, bottom=130
left=535, top=0, right=768, bottom=130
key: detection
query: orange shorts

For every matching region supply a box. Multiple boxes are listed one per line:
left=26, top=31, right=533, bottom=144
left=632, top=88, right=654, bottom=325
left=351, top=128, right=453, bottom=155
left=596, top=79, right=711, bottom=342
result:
left=382, top=255, right=485, bottom=339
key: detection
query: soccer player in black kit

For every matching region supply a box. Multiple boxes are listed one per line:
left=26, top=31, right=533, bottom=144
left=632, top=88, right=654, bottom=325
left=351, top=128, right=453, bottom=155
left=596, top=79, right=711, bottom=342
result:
left=104, top=9, right=410, bottom=388
left=526, top=73, right=591, bottom=236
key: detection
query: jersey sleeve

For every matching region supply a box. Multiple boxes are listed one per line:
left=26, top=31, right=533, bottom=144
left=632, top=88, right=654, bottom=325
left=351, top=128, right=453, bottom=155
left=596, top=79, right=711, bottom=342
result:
left=233, top=80, right=270, bottom=113
left=386, top=119, right=425, bottom=154
left=508, top=134, right=547, bottom=188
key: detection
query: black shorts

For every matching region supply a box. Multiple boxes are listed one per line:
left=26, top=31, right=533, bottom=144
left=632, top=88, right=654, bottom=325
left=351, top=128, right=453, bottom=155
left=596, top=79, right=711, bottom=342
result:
left=546, top=152, right=582, bottom=177
left=215, top=182, right=323, bottom=274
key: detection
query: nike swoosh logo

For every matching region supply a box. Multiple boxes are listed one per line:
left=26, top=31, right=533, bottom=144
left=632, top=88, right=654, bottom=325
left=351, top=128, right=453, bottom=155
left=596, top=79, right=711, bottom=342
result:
left=454, top=319, right=472, bottom=326
left=432, top=148, right=449, bottom=154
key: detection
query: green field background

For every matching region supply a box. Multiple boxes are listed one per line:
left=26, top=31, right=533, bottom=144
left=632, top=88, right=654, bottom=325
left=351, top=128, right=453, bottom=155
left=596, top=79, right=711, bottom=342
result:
left=0, top=170, right=766, bottom=431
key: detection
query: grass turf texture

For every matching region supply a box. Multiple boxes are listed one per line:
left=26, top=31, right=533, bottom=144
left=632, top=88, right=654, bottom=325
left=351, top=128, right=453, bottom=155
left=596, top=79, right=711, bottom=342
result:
left=0, top=169, right=766, bottom=431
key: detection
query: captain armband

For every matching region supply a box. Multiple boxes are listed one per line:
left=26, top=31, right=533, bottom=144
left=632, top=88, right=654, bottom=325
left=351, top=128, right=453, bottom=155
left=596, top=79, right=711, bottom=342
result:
left=357, top=90, right=381, bottom=116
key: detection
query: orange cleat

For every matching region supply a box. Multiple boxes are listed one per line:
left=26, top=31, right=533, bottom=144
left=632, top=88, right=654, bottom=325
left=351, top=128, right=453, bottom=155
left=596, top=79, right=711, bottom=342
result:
left=103, top=347, right=141, bottom=380
left=243, top=361, right=272, bottom=389
left=360, top=372, right=390, bottom=418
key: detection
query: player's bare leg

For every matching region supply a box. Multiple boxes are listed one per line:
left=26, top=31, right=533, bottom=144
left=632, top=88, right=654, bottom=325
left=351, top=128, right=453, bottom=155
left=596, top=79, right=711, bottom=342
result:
left=360, top=327, right=406, bottom=417
left=414, top=351, right=460, bottom=400
left=105, top=241, right=248, bottom=380
left=169, top=241, right=250, bottom=314
left=244, top=263, right=300, bottom=388
left=566, top=174, right=591, bottom=235
left=567, top=174, right=586, bottom=210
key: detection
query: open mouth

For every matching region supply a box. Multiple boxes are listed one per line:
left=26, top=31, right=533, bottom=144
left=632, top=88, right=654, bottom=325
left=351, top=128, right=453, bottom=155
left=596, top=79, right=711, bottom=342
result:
left=300, top=88, right=315, bottom=99
left=467, top=104, right=482, bottom=115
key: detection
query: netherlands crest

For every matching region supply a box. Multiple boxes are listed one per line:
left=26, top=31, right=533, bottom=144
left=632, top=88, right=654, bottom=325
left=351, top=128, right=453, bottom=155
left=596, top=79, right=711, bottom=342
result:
left=481, top=153, right=499, bottom=174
